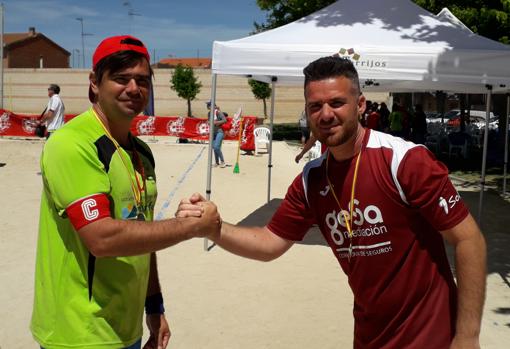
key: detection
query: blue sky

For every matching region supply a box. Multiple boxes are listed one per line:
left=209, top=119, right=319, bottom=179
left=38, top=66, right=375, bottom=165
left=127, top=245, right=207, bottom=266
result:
left=1, top=0, right=267, bottom=67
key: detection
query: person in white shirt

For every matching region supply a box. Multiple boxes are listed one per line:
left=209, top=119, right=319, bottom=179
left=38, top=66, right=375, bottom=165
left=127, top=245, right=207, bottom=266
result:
left=40, top=84, right=65, bottom=138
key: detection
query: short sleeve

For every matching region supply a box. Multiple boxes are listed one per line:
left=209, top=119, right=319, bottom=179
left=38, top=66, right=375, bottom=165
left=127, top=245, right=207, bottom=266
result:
left=397, top=147, right=469, bottom=231
left=267, top=174, right=316, bottom=241
left=48, top=96, right=59, bottom=111
left=41, top=130, right=110, bottom=215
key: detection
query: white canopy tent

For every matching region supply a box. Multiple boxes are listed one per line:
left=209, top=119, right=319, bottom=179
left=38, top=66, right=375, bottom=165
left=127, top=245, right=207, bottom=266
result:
left=205, top=0, right=510, bottom=245
left=212, top=0, right=510, bottom=91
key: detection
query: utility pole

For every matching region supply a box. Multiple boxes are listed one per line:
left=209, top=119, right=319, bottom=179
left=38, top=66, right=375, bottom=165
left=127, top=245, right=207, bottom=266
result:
left=73, top=49, right=80, bottom=68
left=75, top=17, right=92, bottom=68
left=123, top=1, right=141, bottom=34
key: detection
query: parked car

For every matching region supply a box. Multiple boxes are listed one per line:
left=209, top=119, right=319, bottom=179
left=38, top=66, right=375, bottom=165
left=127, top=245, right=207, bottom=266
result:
left=425, top=111, right=442, bottom=123
left=446, top=110, right=498, bottom=130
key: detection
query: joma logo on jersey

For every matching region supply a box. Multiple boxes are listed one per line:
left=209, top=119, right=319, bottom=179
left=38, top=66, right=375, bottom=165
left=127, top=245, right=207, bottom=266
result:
left=439, top=194, right=461, bottom=214
left=81, top=199, right=99, bottom=221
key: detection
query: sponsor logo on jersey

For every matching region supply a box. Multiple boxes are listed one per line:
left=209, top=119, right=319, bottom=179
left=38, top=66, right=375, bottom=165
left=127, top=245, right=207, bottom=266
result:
left=319, top=185, right=330, bottom=196
left=122, top=204, right=138, bottom=220
left=439, top=194, right=461, bottom=215
left=439, top=196, right=448, bottom=214
left=324, top=198, right=391, bottom=259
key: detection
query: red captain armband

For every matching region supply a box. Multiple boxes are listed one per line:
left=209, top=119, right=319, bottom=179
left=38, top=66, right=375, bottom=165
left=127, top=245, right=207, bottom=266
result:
left=66, top=194, right=111, bottom=231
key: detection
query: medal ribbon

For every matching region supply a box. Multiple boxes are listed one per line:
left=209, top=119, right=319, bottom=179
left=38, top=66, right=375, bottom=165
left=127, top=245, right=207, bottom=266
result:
left=325, top=148, right=362, bottom=261
left=91, top=106, right=145, bottom=211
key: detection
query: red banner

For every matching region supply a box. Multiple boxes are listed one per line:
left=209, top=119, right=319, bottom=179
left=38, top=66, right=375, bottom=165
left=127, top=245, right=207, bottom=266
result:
left=0, top=109, right=257, bottom=151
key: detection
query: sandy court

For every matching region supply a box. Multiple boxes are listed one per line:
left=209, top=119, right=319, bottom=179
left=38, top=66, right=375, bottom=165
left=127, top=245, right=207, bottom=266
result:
left=0, top=137, right=509, bottom=348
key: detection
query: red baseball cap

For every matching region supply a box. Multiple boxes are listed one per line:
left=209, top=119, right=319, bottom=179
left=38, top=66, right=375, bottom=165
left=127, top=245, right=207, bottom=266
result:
left=92, top=35, right=150, bottom=69
left=89, top=35, right=150, bottom=102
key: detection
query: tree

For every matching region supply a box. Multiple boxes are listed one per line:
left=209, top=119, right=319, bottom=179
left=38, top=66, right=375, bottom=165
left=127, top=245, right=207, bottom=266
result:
left=413, top=0, right=510, bottom=44
left=254, top=0, right=335, bottom=32
left=248, top=79, right=272, bottom=117
left=170, top=64, right=202, bottom=117
left=255, top=0, right=510, bottom=44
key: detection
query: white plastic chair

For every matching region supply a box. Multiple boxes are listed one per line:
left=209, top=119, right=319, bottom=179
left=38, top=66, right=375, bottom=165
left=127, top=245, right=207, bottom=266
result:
left=309, top=140, right=322, bottom=160
left=253, top=127, right=270, bottom=155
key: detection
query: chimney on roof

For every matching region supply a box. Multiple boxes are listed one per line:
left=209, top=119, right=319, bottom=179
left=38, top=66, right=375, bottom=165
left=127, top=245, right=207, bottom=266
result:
left=28, top=27, right=36, bottom=36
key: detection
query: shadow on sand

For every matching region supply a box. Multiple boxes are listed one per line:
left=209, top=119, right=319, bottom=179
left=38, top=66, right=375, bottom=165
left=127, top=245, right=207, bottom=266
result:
left=455, top=190, right=510, bottom=326
left=238, top=193, right=510, bottom=292
left=237, top=198, right=328, bottom=247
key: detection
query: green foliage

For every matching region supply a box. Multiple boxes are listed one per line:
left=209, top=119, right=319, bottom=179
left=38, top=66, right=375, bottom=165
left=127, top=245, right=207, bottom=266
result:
left=248, top=79, right=272, bottom=117
left=248, top=79, right=272, bottom=100
left=271, top=123, right=302, bottom=141
left=254, top=0, right=335, bottom=32
left=255, top=0, right=510, bottom=44
left=170, top=65, right=202, bottom=117
left=414, top=1, right=510, bottom=44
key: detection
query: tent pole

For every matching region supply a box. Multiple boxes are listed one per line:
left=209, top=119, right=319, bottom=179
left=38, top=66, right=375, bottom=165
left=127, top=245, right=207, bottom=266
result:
left=503, top=93, right=510, bottom=197
left=267, top=77, right=276, bottom=204
left=204, top=73, right=217, bottom=251
left=477, top=85, right=492, bottom=226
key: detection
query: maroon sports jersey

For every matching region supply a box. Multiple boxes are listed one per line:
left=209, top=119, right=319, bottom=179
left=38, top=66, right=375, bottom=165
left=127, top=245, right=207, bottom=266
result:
left=268, top=129, right=469, bottom=349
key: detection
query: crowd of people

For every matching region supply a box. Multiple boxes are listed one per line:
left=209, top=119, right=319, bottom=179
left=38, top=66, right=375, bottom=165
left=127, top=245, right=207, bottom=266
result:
left=360, top=99, right=427, bottom=144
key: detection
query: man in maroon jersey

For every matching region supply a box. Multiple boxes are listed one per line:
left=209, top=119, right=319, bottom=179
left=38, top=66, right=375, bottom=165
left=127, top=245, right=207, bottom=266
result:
left=177, top=56, right=486, bottom=349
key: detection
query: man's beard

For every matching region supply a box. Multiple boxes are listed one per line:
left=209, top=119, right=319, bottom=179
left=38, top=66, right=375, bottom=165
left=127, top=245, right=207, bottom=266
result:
left=314, top=120, right=357, bottom=148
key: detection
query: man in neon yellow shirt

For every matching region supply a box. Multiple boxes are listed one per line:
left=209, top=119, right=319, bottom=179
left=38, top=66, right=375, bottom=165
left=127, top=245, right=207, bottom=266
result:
left=31, top=35, right=221, bottom=349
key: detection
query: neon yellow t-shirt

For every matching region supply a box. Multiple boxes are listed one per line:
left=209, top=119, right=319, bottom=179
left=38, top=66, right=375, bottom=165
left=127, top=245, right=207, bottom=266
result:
left=31, top=108, right=157, bottom=349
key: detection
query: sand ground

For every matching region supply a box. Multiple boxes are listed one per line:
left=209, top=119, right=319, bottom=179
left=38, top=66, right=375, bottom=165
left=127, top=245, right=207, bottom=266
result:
left=0, top=137, right=509, bottom=348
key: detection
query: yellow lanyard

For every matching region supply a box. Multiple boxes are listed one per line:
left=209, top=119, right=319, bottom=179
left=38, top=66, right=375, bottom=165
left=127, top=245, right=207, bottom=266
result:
left=325, top=148, right=362, bottom=261
left=91, top=106, right=145, bottom=211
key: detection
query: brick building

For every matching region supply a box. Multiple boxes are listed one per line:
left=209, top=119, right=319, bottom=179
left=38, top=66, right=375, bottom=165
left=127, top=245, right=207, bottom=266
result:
left=3, top=27, right=70, bottom=68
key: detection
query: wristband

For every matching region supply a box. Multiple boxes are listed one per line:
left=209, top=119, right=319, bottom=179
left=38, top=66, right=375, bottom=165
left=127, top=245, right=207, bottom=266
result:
left=145, top=292, right=165, bottom=315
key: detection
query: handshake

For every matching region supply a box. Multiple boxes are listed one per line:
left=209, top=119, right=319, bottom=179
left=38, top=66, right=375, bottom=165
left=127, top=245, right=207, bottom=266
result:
left=176, top=193, right=222, bottom=239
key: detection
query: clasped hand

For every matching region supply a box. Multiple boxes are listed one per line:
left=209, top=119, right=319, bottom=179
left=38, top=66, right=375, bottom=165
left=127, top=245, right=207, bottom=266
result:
left=176, top=193, right=221, bottom=238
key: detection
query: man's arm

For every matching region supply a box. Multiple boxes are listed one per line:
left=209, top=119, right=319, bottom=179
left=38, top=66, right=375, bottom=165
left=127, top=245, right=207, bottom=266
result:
left=144, top=252, right=171, bottom=349
left=440, top=213, right=486, bottom=349
left=213, top=110, right=227, bottom=126
left=212, top=223, right=294, bottom=262
left=176, top=193, right=294, bottom=262
left=40, top=109, right=55, bottom=124
left=77, top=201, right=220, bottom=257
left=295, top=133, right=317, bottom=163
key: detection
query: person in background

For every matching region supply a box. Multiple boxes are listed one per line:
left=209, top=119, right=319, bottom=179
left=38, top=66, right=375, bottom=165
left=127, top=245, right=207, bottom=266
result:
left=39, top=84, right=65, bottom=138
left=411, top=104, right=428, bottom=144
left=378, top=102, right=390, bottom=132
left=365, top=102, right=380, bottom=130
left=207, top=101, right=227, bottom=168
left=298, top=110, right=310, bottom=147
left=178, top=55, right=486, bottom=349
left=31, top=35, right=221, bottom=349
left=389, top=103, right=403, bottom=137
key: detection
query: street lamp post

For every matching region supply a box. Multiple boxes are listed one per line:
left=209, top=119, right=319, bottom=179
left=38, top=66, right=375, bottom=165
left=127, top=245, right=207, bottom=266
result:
left=75, top=17, right=92, bottom=68
left=73, top=49, right=80, bottom=68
